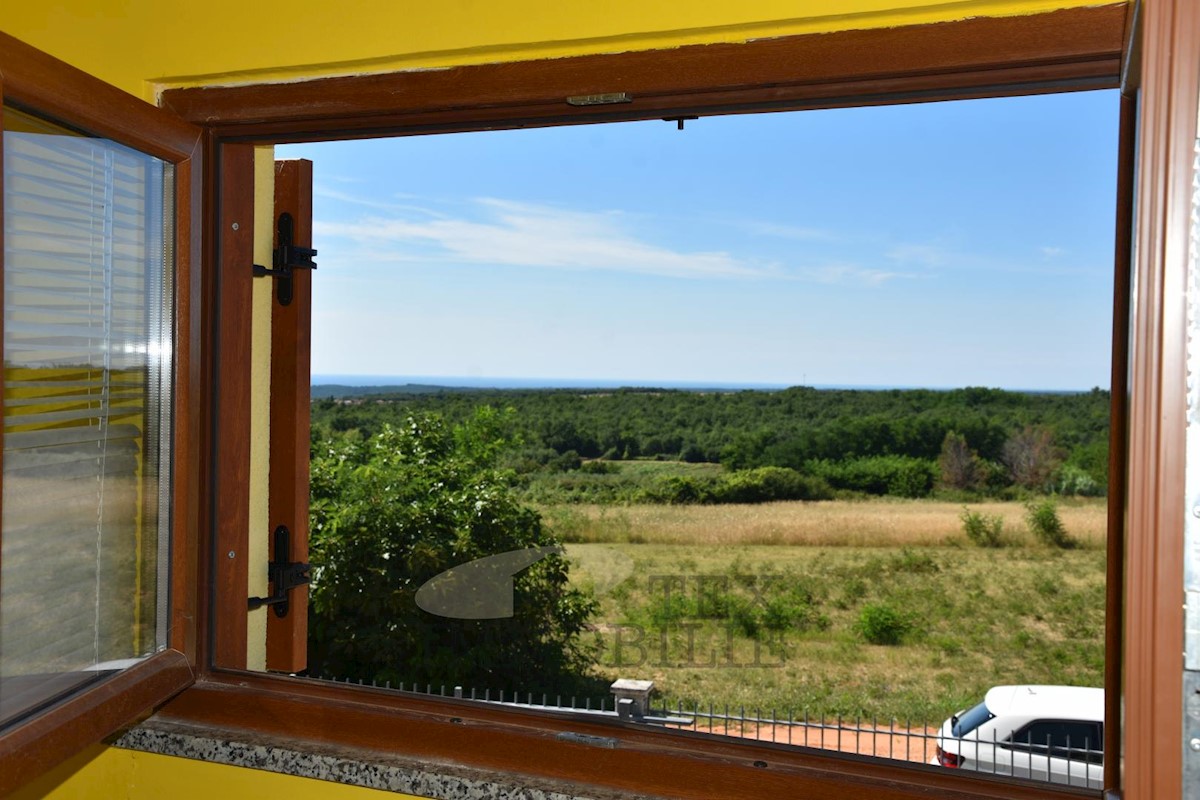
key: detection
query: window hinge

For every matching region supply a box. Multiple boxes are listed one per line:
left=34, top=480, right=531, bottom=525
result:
left=247, top=525, right=311, bottom=618
left=252, top=211, right=317, bottom=306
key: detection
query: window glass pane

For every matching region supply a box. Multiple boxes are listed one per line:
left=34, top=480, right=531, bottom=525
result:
left=279, top=89, right=1114, bottom=789
left=0, top=107, right=174, bottom=727
left=1007, top=720, right=1102, bottom=754
left=952, top=700, right=995, bottom=737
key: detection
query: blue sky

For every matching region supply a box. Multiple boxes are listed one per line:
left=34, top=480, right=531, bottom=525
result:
left=279, top=89, right=1119, bottom=391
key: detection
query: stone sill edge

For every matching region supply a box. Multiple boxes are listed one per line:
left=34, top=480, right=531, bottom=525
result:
left=113, top=718, right=659, bottom=800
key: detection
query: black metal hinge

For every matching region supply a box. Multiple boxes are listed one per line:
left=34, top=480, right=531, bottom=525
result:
left=253, top=212, right=317, bottom=306
left=248, top=525, right=311, bottom=618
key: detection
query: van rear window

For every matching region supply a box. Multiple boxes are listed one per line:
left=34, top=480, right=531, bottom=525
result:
left=952, top=701, right=996, bottom=738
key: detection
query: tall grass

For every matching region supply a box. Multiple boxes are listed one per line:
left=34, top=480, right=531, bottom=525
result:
left=544, top=498, right=1106, bottom=548
left=564, top=541, right=1106, bottom=725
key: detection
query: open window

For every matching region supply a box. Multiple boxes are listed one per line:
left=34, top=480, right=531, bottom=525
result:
left=11, top=2, right=1200, bottom=798
left=173, top=6, right=1155, bottom=800
left=0, top=32, right=201, bottom=795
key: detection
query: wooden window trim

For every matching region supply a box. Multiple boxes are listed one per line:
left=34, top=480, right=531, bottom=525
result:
left=0, top=650, right=194, bottom=794
left=1122, top=0, right=1200, bottom=797
left=162, top=5, right=1125, bottom=142
left=210, top=142, right=255, bottom=670
left=0, top=31, right=203, bottom=797
left=209, top=151, right=314, bottom=673
left=266, top=158, right=313, bottom=673
left=175, top=4, right=1155, bottom=800
left=160, top=671, right=1098, bottom=800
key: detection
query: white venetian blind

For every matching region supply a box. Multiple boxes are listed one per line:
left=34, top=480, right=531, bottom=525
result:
left=0, top=108, right=173, bottom=726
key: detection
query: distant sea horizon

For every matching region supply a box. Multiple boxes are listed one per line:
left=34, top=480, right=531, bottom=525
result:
left=310, top=374, right=1096, bottom=394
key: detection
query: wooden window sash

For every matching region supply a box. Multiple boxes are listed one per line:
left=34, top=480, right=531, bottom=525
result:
left=267, top=158, right=312, bottom=673
left=210, top=143, right=254, bottom=671
left=0, top=31, right=202, bottom=797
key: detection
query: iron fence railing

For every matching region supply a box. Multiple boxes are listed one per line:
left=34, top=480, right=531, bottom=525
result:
left=311, top=675, right=1102, bottom=789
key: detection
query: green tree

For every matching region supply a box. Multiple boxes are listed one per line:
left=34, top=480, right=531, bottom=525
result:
left=308, top=410, right=598, bottom=693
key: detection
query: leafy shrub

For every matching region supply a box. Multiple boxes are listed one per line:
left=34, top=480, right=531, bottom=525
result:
left=546, top=449, right=582, bottom=472
left=641, top=474, right=714, bottom=504
left=711, top=466, right=833, bottom=503
left=308, top=409, right=598, bottom=692
left=579, top=459, right=618, bottom=475
left=833, top=577, right=868, bottom=610
left=960, top=507, right=1005, bottom=547
left=889, top=548, right=940, bottom=574
left=646, top=589, right=693, bottom=628
left=761, top=589, right=830, bottom=633
left=635, top=466, right=832, bottom=505
left=729, top=597, right=762, bottom=638
left=724, top=581, right=828, bottom=639
left=501, top=445, right=560, bottom=475
left=857, top=603, right=911, bottom=645
left=1056, top=464, right=1103, bottom=497
left=1025, top=498, right=1075, bottom=548
left=977, top=458, right=1012, bottom=491
left=806, top=456, right=937, bottom=498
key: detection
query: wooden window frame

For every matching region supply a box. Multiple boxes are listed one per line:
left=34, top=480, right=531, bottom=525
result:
left=0, top=32, right=203, bottom=796
left=207, top=151, right=314, bottom=674
left=266, top=158, right=313, bottom=673
left=97, top=2, right=1191, bottom=799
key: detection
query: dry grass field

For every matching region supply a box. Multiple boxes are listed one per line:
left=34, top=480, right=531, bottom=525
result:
left=548, top=498, right=1107, bottom=725
left=544, top=497, right=1107, bottom=548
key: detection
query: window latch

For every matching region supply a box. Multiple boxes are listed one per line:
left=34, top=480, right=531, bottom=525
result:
left=252, top=211, right=317, bottom=306
left=248, top=525, right=311, bottom=618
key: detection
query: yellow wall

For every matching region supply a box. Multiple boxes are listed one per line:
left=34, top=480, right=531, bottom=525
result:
left=2, top=0, right=1122, bottom=100
left=12, top=745, right=426, bottom=800
left=247, top=146, right=276, bottom=671
left=1, top=0, right=1122, bottom=796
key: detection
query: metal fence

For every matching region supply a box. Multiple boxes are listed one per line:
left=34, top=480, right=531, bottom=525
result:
left=311, top=674, right=1102, bottom=789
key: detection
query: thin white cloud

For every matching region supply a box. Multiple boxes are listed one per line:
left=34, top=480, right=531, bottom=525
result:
left=316, top=198, right=781, bottom=280
left=886, top=242, right=952, bottom=267
left=740, top=220, right=833, bottom=241
left=799, top=263, right=918, bottom=287
left=314, top=185, right=447, bottom=216
left=313, top=198, right=927, bottom=287
left=882, top=240, right=1098, bottom=278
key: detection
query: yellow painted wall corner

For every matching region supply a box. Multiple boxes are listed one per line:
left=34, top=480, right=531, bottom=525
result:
left=2, top=0, right=1124, bottom=100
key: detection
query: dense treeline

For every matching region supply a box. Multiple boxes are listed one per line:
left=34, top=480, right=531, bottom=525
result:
left=312, top=386, right=1110, bottom=501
